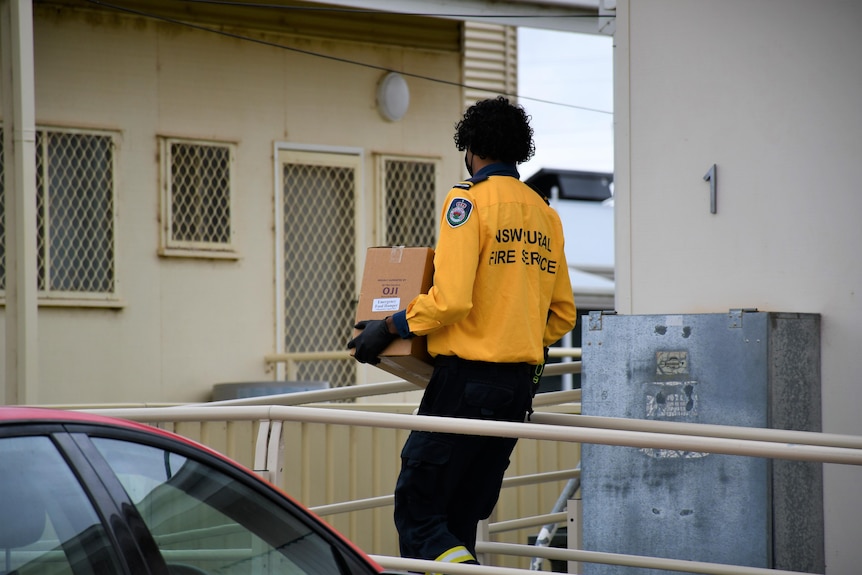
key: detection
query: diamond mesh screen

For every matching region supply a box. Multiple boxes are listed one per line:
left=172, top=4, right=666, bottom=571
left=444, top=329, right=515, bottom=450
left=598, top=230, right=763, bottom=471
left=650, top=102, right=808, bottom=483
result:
left=167, top=141, right=232, bottom=248
left=282, top=161, right=357, bottom=388
left=383, top=158, right=437, bottom=247
left=0, top=128, right=115, bottom=294
left=41, top=131, right=115, bottom=292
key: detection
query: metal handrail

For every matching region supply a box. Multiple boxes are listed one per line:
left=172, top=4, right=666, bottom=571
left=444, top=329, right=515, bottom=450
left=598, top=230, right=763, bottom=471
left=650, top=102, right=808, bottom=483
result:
left=86, top=404, right=862, bottom=466
left=489, top=513, right=568, bottom=534
left=309, top=468, right=580, bottom=517
left=530, top=410, right=862, bottom=449
left=478, top=542, right=811, bottom=575
left=79, top=347, right=860, bottom=575
left=202, top=379, right=418, bottom=407
left=372, top=543, right=813, bottom=575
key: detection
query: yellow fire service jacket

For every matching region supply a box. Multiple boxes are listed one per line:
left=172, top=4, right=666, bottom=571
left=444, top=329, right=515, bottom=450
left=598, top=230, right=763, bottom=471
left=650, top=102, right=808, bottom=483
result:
left=393, top=163, right=577, bottom=365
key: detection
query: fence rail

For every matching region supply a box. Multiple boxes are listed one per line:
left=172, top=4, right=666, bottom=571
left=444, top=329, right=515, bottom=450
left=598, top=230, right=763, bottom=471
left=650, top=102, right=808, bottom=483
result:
left=86, top=404, right=862, bottom=466
left=80, top=355, right=859, bottom=575
left=83, top=404, right=861, bottom=574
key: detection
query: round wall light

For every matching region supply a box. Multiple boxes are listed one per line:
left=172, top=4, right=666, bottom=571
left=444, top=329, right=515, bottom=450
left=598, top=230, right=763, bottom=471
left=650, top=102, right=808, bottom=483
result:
left=377, top=72, right=410, bottom=122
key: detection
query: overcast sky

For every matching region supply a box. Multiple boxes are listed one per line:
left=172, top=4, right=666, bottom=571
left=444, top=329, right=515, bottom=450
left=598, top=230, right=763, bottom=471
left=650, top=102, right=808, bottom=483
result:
left=516, top=28, right=614, bottom=180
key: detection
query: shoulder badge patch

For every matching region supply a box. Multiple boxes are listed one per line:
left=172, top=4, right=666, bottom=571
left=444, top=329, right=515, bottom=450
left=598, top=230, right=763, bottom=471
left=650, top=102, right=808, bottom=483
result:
left=446, top=197, right=473, bottom=228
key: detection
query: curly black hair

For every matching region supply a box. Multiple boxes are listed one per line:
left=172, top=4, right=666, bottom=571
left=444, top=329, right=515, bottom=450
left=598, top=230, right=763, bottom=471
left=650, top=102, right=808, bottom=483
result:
left=453, top=96, right=535, bottom=164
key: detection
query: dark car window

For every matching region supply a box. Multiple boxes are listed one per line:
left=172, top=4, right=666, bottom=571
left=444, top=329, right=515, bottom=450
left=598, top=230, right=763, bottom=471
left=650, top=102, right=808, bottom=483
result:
left=91, top=437, right=360, bottom=575
left=0, top=435, right=124, bottom=575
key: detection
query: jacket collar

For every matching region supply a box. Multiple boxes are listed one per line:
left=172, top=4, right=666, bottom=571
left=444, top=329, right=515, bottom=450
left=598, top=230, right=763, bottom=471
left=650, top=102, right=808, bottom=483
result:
left=470, top=162, right=520, bottom=181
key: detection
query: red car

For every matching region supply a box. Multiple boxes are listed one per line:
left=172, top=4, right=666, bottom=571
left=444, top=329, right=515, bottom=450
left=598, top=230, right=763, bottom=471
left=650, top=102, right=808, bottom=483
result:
left=0, top=406, right=396, bottom=575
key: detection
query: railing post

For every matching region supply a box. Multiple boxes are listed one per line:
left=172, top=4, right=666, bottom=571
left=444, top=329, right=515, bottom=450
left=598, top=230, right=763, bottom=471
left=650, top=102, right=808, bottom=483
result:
left=287, top=358, right=299, bottom=381
left=267, top=420, right=285, bottom=487
left=475, top=518, right=490, bottom=565
left=253, top=419, right=271, bottom=481
left=567, top=498, right=582, bottom=574
left=254, top=419, right=285, bottom=486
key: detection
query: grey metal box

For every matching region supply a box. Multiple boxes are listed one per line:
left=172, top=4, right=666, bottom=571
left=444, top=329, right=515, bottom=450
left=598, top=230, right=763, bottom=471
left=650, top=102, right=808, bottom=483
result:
left=581, top=311, right=823, bottom=574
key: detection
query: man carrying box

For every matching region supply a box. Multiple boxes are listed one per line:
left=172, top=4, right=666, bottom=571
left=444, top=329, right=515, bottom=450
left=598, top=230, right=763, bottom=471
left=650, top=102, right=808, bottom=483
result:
left=348, top=96, right=577, bottom=571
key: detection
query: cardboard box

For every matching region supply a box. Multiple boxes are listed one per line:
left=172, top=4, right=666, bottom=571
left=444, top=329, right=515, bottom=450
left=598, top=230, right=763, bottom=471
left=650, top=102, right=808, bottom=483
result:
left=353, top=246, right=435, bottom=387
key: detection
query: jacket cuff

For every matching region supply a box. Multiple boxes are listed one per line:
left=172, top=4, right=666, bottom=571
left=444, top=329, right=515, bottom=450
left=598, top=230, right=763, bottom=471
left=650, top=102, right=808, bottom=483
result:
left=391, top=310, right=414, bottom=339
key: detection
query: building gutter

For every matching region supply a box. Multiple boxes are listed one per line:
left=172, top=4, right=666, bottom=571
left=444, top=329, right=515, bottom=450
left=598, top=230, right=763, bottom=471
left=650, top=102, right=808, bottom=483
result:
left=316, top=0, right=602, bottom=33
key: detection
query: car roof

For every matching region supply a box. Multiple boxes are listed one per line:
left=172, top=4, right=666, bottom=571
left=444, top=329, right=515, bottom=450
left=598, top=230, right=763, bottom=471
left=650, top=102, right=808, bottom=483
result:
left=1, top=405, right=144, bottom=425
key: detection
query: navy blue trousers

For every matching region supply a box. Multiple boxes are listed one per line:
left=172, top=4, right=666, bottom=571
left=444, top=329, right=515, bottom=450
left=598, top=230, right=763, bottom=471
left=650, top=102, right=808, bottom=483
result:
left=393, top=356, right=533, bottom=561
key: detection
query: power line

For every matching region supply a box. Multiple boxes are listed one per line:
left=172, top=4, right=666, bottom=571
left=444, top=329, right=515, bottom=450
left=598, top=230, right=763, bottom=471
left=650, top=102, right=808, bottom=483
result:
left=83, top=0, right=613, bottom=115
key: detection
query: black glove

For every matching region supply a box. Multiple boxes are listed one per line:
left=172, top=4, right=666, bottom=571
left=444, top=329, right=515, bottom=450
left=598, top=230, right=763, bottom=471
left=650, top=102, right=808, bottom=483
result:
left=347, top=319, right=397, bottom=365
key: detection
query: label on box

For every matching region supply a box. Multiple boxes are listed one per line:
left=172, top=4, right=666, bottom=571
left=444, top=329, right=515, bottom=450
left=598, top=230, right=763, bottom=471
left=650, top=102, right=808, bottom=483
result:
left=372, top=297, right=401, bottom=312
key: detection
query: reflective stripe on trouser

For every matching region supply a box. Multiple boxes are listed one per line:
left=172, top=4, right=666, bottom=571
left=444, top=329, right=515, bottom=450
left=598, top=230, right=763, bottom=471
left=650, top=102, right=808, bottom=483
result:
left=427, top=545, right=477, bottom=575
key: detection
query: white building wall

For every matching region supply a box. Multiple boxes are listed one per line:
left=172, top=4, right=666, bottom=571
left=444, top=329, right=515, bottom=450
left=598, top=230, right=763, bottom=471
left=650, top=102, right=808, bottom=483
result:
left=614, top=1, right=862, bottom=571
left=1, top=7, right=462, bottom=404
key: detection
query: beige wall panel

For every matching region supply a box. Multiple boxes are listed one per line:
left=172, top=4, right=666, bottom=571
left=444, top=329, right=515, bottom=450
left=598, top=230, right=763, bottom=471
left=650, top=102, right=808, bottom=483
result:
left=373, top=426, right=411, bottom=556
left=326, top=424, right=353, bottom=535
left=154, top=28, right=290, bottom=402
left=282, top=419, right=305, bottom=493
left=277, top=36, right=462, bottom=158
left=616, top=1, right=862, bottom=571
left=348, top=424, right=375, bottom=551
left=302, top=422, right=329, bottom=506
left=16, top=7, right=462, bottom=404
left=224, top=419, right=256, bottom=470
left=31, top=14, right=167, bottom=404
left=34, top=9, right=160, bottom=127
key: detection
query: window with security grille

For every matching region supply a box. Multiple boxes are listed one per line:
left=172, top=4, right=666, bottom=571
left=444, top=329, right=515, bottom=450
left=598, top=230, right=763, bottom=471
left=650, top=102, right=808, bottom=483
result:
left=0, top=127, right=116, bottom=296
left=160, top=138, right=234, bottom=255
left=379, top=156, right=437, bottom=247
left=280, top=152, right=359, bottom=389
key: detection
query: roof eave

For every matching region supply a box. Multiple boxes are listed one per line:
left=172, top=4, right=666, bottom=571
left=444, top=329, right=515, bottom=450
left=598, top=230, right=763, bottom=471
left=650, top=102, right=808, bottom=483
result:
left=316, top=0, right=602, bottom=33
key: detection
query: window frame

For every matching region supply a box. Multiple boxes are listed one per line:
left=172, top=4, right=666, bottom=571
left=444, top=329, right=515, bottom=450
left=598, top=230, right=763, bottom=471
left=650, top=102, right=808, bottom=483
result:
left=374, top=153, right=440, bottom=248
left=158, top=136, right=239, bottom=260
left=0, top=125, right=123, bottom=308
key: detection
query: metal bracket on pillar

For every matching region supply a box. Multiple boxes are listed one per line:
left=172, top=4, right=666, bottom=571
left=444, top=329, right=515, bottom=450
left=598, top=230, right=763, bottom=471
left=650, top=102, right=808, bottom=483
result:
left=588, top=310, right=617, bottom=331
left=588, top=311, right=605, bottom=331
left=728, top=308, right=758, bottom=329
left=598, top=0, right=616, bottom=36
